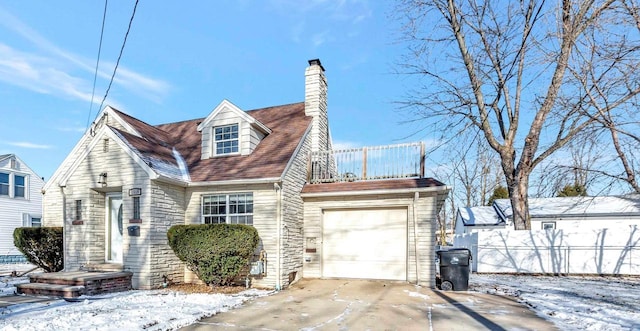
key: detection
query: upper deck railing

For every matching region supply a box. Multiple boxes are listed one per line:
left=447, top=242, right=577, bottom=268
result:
left=307, top=142, right=425, bottom=184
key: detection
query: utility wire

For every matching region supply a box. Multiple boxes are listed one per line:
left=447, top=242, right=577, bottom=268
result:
left=86, top=0, right=109, bottom=132
left=97, top=0, right=140, bottom=113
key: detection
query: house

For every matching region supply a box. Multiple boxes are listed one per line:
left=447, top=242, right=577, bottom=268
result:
left=454, top=196, right=640, bottom=275
left=0, top=154, right=45, bottom=263
left=456, top=195, right=640, bottom=234
left=42, top=59, right=449, bottom=290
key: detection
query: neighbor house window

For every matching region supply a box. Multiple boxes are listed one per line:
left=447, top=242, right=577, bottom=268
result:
left=75, top=200, right=82, bottom=220
left=30, top=217, right=42, bottom=227
left=214, top=124, right=239, bottom=155
left=202, top=193, right=253, bottom=225
left=133, top=197, right=140, bottom=219
left=14, top=175, right=25, bottom=198
left=22, top=214, right=41, bottom=227
left=0, top=173, right=8, bottom=196
left=542, top=222, right=556, bottom=230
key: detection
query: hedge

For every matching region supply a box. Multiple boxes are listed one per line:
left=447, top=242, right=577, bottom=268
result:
left=13, top=227, right=64, bottom=272
left=167, top=224, right=259, bottom=286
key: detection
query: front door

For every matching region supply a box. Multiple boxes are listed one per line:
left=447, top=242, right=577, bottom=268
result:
left=106, top=194, right=123, bottom=263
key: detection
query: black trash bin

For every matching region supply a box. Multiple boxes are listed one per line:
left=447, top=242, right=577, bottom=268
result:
left=437, top=248, right=471, bottom=291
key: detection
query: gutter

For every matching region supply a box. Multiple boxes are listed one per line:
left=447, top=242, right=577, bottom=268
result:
left=187, top=177, right=282, bottom=187
left=300, top=184, right=450, bottom=198
left=274, top=182, right=282, bottom=291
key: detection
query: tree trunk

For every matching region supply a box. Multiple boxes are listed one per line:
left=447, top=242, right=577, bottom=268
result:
left=510, top=172, right=531, bottom=230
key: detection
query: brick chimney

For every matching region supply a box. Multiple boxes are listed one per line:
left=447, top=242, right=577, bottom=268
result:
left=305, top=59, right=329, bottom=153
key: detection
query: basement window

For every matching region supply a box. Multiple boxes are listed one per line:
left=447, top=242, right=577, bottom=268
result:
left=202, top=193, right=253, bottom=225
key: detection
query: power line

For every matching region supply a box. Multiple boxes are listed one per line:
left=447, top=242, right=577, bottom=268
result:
left=97, top=0, right=140, bottom=113
left=86, top=0, right=109, bottom=132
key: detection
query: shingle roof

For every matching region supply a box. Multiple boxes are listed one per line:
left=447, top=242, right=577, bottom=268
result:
left=111, top=102, right=310, bottom=183
left=458, top=206, right=505, bottom=226
left=493, top=195, right=640, bottom=218
left=300, top=178, right=446, bottom=194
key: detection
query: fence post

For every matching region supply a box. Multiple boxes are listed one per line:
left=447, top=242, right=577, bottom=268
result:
left=362, top=147, right=368, bottom=179
left=420, top=142, right=425, bottom=178
left=306, top=152, right=312, bottom=183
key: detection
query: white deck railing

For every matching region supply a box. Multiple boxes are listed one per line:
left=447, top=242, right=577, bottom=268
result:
left=307, top=142, right=425, bottom=184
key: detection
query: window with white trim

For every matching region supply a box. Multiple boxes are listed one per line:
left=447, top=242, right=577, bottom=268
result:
left=0, top=173, right=8, bottom=196
left=542, top=222, right=556, bottom=230
left=75, top=200, right=82, bottom=221
left=22, top=213, right=41, bottom=227
left=214, top=124, right=239, bottom=155
left=14, top=175, right=25, bottom=198
left=202, top=193, right=253, bottom=225
left=133, top=197, right=141, bottom=219
left=31, top=217, right=42, bottom=227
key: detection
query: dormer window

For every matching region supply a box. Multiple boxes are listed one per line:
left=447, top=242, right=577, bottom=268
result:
left=214, top=124, right=239, bottom=155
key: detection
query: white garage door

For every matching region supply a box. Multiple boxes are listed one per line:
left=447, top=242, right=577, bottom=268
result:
left=322, top=208, right=407, bottom=280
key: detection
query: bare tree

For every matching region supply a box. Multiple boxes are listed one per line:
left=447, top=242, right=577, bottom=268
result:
left=395, top=0, right=640, bottom=229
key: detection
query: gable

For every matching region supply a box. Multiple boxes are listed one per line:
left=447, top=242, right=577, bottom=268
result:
left=196, top=100, right=272, bottom=158
left=159, top=102, right=310, bottom=182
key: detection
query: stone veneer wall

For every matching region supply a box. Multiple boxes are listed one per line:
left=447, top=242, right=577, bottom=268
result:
left=279, top=131, right=312, bottom=288
left=146, top=180, right=186, bottom=289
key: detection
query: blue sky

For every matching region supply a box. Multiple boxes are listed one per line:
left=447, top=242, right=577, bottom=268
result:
left=0, top=1, right=429, bottom=180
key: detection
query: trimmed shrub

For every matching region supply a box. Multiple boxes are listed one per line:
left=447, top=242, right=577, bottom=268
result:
left=13, top=227, right=64, bottom=272
left=167, top=224, right=259, bottom=286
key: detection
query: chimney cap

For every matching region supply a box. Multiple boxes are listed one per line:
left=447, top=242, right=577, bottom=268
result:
left=308, top=59, right=325, bottom=72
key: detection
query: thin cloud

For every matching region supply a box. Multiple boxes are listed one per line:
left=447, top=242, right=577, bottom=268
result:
left=6, top=141, right=53, bottom=149
left=56, top=126, right=86, bottom=133
left=0, top=6, right=170, bottom=103
left=332, top=140, right=361, bottom=151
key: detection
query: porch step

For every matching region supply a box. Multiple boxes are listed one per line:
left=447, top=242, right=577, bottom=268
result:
left=83, top=263, right=124, bottom=272
left=17, top=271, right=133, bottom=298
left=17, top=283, right=85, bottom=298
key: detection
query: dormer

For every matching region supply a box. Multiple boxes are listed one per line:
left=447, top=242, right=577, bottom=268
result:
left=197, top=100, right=272, bottom=159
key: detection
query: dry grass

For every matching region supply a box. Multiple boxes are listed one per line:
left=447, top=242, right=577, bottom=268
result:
left=166, top=283, right=248, bottom=295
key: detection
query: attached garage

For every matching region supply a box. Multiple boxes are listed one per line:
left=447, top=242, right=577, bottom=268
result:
left=301, top=178, right=449, bottom=288
left=322, top=208, right=408, bottom=280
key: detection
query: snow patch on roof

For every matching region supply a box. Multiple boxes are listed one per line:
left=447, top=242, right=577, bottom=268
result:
left=459, top=206, right=505, bottom=226
left=494, top=195, right=640, bottom=219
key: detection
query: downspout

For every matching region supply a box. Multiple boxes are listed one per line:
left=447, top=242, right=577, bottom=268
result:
left=60, top=186, right=67, bottom=272
left=413, top=192, right=420, bottom=284
left=274, top=182, right=282, bottom=291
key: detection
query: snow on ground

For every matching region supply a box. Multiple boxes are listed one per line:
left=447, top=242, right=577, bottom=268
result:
left=0, top=288, right=272, bottom=331
left=470, top=274, right=640, bottom=331
left=0, top=264, right=36, bottom=296
left=3, top=261, right=640, bottom=331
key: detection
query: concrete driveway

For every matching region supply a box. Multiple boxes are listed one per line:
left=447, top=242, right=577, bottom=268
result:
left=181, top=279, right=556, bottom=331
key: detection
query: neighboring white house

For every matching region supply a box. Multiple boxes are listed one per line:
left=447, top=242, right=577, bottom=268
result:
left=456, top=195, right=640, bottom=234
left=0, top=154, right=45, bottom=263
left=454, top=195, right=640, bottom=275
left=42, top=59, right=449, bottom=290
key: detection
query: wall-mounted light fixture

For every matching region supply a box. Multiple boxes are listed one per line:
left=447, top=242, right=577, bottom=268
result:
left=97, top=172, right=108, bottom=186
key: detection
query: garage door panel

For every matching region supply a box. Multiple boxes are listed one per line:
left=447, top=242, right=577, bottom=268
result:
left=322, top=208, right=407, bottom=280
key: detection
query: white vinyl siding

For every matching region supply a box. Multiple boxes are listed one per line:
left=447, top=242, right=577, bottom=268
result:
left=0, top=156, right=44, bottom=257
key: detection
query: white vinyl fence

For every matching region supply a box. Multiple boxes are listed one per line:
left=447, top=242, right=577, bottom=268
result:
left=454, top=226, right=640, bottom=275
